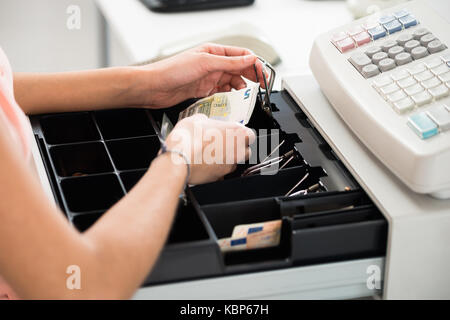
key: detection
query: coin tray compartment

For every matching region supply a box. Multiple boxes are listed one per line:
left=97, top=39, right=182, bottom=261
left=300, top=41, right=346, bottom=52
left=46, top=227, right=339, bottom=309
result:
left=61, top=174, right=125, bottom=213
left=31, top=90, right=387, bottom=286
left=95, top=109, right=155, bottom=139
left=40, top=112, right=100, bottom=145
left=106, top=136, right=160, bottom=171
left=50, top=142, right=114, bottom=177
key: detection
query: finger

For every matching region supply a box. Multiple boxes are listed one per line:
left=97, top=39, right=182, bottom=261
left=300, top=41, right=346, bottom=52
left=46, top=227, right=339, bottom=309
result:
left=203, top=54, right=257, bottom=74
left=230, top=75, right=247, bottom=90
left=218, top=84, right=232, bottom=92
left=202, top=43, right=254, bottom=57
left=217, top=73, right=232, bottom=87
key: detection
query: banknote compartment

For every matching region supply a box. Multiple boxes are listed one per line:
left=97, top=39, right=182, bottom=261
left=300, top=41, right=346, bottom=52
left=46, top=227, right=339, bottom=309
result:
left=192, top=166, right=325, bottom=205
left=95, top=109, right=155, bottom=139
left=40, top=112, right=100, bottom=145
left=277, top=191, right=387, bottom=265
left=60, top=174, right=125, bottom=214
left=106, top=136, right=160, bottom=170
left=202, top=198, right=291, bottom=269
left=49, top=142, right=114, bottom=177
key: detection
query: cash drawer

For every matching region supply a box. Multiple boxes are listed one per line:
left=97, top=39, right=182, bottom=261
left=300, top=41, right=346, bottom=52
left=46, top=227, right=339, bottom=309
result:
left=30, top=89, right=388, bottom=290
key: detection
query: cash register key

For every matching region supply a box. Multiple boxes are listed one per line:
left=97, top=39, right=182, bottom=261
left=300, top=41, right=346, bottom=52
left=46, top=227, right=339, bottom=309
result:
left=336, top=37, right=355, bottom=53
left=427, top=40, right=447, bottom=54
left=407, top=112, right=439, bottom=139
left=347, top=25, right=365, bottom=37
left=426, top=105, right=450, bottom=131
left=368, top=25, right=387, bottom=40
left=379, top=58, right=396, bottom=72
left=388, top=45, right=404, bottom=58
left=395, top=52, right=412, bottom=66
left=349, top=53, right=372, bottom=71
left=404, top=83, right=424, bottom=96
left=391, top=69, right=410, bottom=81
left=441, top=53, right=450, bottom=63
left=372, top=51, right=388, bottom=65
left=394, top=97, right=415, bottom=114
left=378, top=15, right=395, bottom=25
left=422, top=77, right=441, bottom=89
left=404, top=40, right=420, bottom=52
left=408, top=63, right=427, bottom=75
left=439, top=71, right=450, bottom=83
left=384, top=20, right=402, bottom=34
left=381, top=40, right=398, bottom=52
left=413, top=28, right=430, bottom=40
left=361, top=64, right=380, bottom=78
left=352, top=32, right=371, bottom=46
left=398, top=76, right=417, bottom=89
left=414, top=70, right=434, bottom=82
left=399, top=15, right=418, bottom=28
left=411, top=90, right=432, bottom=106
left=373, top=76, right=393, bottom=88
left=420, top=33, right=436, bottom=47
left=411, top=46, right=429, bottom=60
left=431, top=64, right=449, bottom=76
left=397, top=33, right=413, bottom=46
left=393, top=9, right=409, bottom=19
left=380, top=82, right=400, bottom=95
left=428, top=84, right=449, bottom=100
left=365, top=46, right=382, bottom=58
left=426, top=57, right=444, bottom=69
left=387, top=90, right=407, bottom=103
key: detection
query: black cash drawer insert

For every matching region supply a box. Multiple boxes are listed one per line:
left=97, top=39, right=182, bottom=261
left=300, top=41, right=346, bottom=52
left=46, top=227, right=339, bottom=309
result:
left=31, top=92, right=388, bottom=286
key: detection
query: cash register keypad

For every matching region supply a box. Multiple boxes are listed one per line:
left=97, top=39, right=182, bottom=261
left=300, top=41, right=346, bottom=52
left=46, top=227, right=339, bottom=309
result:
left=332, top=8, right=450, bottom=140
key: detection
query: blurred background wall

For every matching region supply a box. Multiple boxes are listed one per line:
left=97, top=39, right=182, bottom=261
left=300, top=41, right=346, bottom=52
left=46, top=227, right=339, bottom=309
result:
left=0, top=0, right=103, bottom=72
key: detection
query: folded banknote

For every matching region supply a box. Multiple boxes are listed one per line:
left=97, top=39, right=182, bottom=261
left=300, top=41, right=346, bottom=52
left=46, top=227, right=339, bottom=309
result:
left=178, top=82, right=260, bottom=125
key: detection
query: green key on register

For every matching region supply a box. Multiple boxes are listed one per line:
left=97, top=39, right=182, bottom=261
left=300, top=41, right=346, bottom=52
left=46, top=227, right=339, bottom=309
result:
left=407, top=112, right=439, bottom=139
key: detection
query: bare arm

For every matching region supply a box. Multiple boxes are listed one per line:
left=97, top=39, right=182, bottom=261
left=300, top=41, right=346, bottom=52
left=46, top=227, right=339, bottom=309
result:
left=13, top=43, right=266, bottom=115
left=13, top=67, right=144, bottom=114
left=0, top=117, right=187, bottom=299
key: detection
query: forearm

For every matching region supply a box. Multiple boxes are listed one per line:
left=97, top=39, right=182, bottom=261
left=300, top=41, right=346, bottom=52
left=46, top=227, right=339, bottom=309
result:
left=13, top=67, right=149, bottom=115
left=82, top=152, right=187, bottom=299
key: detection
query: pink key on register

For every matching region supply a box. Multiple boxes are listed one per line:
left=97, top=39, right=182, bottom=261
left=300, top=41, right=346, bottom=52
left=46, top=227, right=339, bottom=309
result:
left=336, top=37, right=355, bottom=52
left=331, top=31, right=348, bottom=44
left=352, top=31, right=371, bottom=46
left=347, top=25, right=365, bottom=37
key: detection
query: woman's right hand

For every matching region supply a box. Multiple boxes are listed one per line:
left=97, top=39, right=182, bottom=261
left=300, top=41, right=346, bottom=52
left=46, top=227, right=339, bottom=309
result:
left=165, top=114, right=256, bottom=185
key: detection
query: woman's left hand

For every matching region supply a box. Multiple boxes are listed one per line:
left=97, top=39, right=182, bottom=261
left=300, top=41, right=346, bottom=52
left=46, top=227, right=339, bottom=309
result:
left=135, top=43, right=267, bottom=108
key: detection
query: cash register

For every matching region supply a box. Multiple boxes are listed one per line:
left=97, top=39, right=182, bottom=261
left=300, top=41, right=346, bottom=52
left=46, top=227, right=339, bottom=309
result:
left=29, top=0, right=450, bottom=299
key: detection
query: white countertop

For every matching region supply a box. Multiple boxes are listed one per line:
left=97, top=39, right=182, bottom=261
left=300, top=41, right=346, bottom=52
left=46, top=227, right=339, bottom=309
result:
left=95, top=0, right=353, bottom=88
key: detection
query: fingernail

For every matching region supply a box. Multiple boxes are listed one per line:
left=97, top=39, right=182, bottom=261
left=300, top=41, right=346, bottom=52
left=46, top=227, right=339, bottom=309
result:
left=243, top=55, right=255, bottom=63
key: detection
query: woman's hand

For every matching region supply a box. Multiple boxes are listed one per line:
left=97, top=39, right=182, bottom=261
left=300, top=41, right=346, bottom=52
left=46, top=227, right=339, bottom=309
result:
left=136, top=43, right=267, bottom=108
left=165, top=114, right=256, bottom=184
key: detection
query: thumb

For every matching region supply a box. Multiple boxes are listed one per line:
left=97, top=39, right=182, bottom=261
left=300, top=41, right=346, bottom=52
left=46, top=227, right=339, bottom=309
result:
left=203, top=54, right=257, bottom=73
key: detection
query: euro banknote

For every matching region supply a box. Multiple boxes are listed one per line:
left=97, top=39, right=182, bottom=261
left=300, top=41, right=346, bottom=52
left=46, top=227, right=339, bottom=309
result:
left=178, top=82, right=260, bottom=125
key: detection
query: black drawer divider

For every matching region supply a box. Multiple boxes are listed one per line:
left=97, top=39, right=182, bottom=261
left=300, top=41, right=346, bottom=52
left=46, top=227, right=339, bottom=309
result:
left=30, top=90, right=388, bottom=287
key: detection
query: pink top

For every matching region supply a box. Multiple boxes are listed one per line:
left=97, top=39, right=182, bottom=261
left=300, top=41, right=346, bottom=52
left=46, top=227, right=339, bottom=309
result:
left=0, top=47, right=32, bottom=300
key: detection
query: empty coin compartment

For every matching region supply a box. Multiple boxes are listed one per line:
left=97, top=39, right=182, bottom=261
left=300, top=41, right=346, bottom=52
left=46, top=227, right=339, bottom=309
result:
left=40, top=113, right=100, bottom=144
left=61, top=174, right=125, bottom=213
left=50, top=142, right=114, bottom=177
left=120, top=170, right=147, bottom=192
left=72, top=211, right=104, bottom=232
left=95, top=109, right=155, bottom=139
left=106, top=136, right=160, bottom=170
